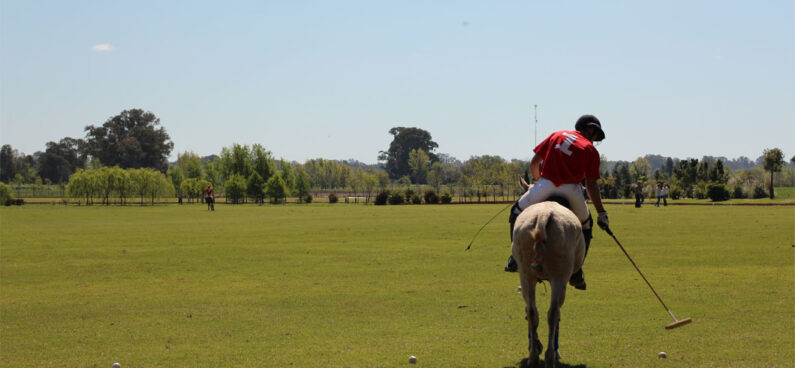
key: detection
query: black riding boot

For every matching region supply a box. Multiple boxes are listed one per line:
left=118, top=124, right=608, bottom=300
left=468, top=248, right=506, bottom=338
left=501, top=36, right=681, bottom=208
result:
left=504, top=203, right=522, bottom=272
left=569, top=221, right=592, bottom=290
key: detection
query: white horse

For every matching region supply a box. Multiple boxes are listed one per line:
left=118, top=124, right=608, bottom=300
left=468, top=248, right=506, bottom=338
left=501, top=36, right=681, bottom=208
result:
left=512, top=200, right=586, bottom=367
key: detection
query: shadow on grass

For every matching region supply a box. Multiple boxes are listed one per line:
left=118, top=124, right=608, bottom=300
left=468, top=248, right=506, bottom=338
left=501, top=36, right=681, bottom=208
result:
left=506, top=358, right=588, bottom=368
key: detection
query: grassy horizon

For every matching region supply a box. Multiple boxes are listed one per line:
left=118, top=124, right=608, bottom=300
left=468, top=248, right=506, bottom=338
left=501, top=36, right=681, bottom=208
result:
left=1, top=204, right=793, bottom=367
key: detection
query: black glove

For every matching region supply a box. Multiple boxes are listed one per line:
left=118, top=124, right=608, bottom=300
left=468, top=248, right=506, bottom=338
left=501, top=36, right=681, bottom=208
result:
left=597, top=211, right=609, bottom=230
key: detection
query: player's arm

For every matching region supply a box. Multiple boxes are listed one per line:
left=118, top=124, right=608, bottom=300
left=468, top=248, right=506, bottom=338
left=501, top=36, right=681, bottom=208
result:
left=529, top=153, right=543, bottom=181
left=584, top=178, right=605, bottom=213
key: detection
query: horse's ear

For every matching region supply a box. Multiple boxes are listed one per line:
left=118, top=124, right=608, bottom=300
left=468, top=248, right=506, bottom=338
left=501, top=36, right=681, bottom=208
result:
left=519, top=175, right=530, bottom=191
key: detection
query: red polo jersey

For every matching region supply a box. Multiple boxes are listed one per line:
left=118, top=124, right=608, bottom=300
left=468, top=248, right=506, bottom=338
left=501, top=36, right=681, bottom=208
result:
left=534, top=130, right=600, bottom=187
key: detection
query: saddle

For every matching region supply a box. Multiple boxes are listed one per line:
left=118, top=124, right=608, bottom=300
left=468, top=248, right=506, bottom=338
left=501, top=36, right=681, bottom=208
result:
left=543, top=195, right=570, bottom=210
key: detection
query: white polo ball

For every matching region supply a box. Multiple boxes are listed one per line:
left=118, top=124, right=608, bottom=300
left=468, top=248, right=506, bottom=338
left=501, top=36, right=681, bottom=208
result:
left=408, top=355, right=417, bottom=363
left=658, top=352, right=667, bottom=358
left=112, top=363, right=121, bottom=368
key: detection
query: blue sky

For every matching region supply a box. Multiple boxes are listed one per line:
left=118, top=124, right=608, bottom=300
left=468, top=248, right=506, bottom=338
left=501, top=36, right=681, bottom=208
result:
left=1, top=1, right=793, bottom=164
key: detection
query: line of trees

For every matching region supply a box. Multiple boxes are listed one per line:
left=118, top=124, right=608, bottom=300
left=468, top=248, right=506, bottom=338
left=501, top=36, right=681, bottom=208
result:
left=1, top=108, right=173, bottom=186
left=3, top=111, right=794, bottom=203
left=11, top=145, right=795, bottom=204
left=598, top=148, right=791, bottom=200
left=67, top=167, right=173, bottom=205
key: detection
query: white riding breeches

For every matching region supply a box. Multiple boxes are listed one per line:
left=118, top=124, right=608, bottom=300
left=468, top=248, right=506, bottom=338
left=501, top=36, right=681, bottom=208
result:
left=516, top=178, right=592, bottom=229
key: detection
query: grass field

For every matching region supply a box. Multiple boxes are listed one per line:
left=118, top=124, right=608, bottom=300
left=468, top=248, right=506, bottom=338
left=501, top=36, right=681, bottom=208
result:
left=1, top=203, right=793, bottom=367
left=772, top=186, right=795, bottom=199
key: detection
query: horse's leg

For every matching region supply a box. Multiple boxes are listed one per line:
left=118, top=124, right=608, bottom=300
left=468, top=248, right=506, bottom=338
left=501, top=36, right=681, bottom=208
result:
left=521, top=275, right=542, bottom=366
left=545, top=281, right=567, bottom=368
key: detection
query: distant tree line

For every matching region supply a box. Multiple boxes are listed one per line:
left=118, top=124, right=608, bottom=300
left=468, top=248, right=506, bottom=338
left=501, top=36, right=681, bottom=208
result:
left=598, top=148, right=790, bottom=200
left=2, top=109, right=793, bottom=202
left=1, top=108, right=173, bottom=185
left=67, top=166, right=173, bottom=205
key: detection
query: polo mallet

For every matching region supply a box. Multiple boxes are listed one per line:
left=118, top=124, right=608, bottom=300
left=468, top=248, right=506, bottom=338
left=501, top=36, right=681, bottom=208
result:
left=465, top=203, right=513, bottom=251
left=601, top=225, right=692, bottom=329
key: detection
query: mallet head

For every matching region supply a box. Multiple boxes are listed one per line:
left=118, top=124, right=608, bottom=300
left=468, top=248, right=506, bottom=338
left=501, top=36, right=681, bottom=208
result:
left=665, top=317, right=692, bottom=329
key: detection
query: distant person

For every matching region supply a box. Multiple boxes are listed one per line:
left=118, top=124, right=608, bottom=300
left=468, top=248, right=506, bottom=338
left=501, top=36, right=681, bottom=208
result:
left=654, top=183, right=662, bottom=207
left=661, top=183, right=669, bottom=206
left=503, top=114, right=610, bottom=291
left=635, top=181, right=644, bottom=208
left=204, top=185, right=215, bottom=211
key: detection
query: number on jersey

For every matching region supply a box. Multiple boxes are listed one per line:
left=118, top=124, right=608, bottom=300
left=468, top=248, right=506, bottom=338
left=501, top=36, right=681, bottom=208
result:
left=554, top=133, right=578, bottom=156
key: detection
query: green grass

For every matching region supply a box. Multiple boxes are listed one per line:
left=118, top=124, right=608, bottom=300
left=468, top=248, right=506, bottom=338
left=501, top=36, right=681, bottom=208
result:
left=1, top=203, right=793, bottom=367
left=773, top=187, right=795, bottom=199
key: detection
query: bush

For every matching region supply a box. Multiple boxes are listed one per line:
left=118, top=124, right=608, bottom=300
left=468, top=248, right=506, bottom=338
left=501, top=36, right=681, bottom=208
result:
left=411, top=194, right=422, bottom=204
left=304, top=194, right=313, bottom=203
left=732, top=185, right=746, bottom=199
left=0, top=182, right=14, bottom=204
left=752, top=185, right=768, bottom=199
left=404, top=188, right=415, bottom=201
left=669, top=185, right=683, bottom=200
left=423, top=190, right=439, bottom=204
left=694, top=182, right=708, bottom=199
left=388, top=192, right=404, bottom=205
left=707, top=183, right=730, bottom=202
left=374, top=191, right=390, bottom=205
left=440, top=192, right=452, bottom=204
left=328, top=193, right=339, bottom=204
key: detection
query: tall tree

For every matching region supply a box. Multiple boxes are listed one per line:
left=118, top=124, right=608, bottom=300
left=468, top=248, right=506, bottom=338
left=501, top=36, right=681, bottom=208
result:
left=407, top=148, right=430, bottom=184
left=762, top=148, right=785, bottom=199
left=629, top=157, right=651, bottom=182
left=251, top=145, right=277, bottom=183
left=219, top=144, right=252, bottom=180
left=177, top=152, right=203, bottom=179
left=361, top=171, right=378, bottom=202
left=279, top=159, right=295, bottom=193
left=264, top=174, right=289, bottom=204
left=663, top=157, right=675, bottom=178
left=0, top=145, right=16, bottom=182
left=167, top=165, right=184, bottom=199
left=427, top=161, right=444, bottom=193
left=203, top=160, right=222, bottom=186
left=673, top=159, right=699, bottom=195
left=0, top=145, right=37, bottom=183
left=247, top=172, right=265, bottom=204
left=293, top=165, right=311, bottom=202
left=83, top=109, right=173, bottom=172
left=378, top=127, right=438, bottom=179
left=38, top=137, right=85, bottom=183
left=709, top=160, right=729, bottom=184
left=37, top=138, right=85, bottom=183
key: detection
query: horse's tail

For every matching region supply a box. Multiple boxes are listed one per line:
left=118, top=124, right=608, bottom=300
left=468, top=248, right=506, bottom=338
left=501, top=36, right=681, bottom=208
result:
left=530, top=227, right=544, bottom=246
left=533, top=207, right=555, bottom=241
